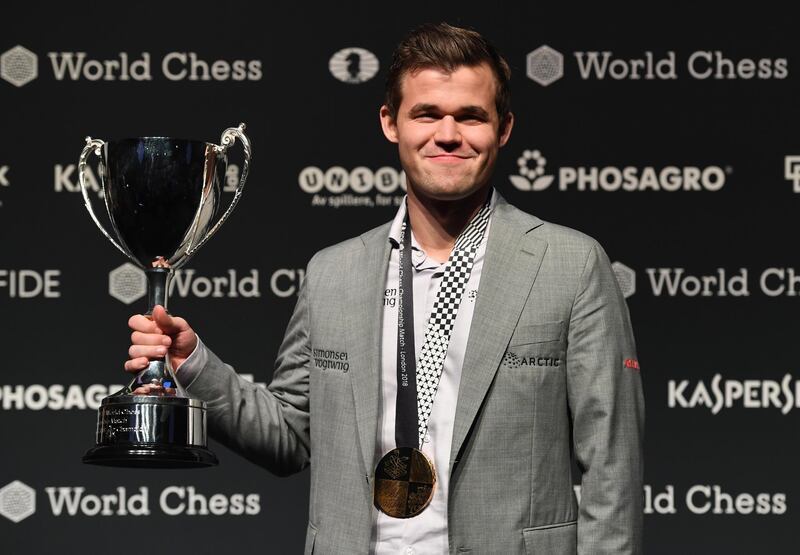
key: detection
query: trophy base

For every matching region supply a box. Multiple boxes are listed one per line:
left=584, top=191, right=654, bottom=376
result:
left=83, top=394, right=218, bottom=469
left=83, top=444, right=218, bottom=468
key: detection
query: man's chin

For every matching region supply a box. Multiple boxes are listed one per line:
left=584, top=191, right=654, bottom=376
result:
left=410, top=181, right=489, bottom=203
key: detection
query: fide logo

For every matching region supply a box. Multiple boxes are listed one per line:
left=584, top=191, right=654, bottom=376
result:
left=0, top=480, right=36, bottom=523
left=328, top=47, right=380, bottom=84
left=0, top=45, right=38, bottom=87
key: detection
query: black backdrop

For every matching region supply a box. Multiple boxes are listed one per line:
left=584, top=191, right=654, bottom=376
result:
left=1, top=2, right=798, bottom=553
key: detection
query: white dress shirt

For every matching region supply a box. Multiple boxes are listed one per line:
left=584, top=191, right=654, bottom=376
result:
left=372, top=193, right=493, bottom=555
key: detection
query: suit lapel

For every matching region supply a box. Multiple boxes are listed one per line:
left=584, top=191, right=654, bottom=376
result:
left=348, top=225, right=391, bottom=475
left=449, top=199, right=547, bottom=470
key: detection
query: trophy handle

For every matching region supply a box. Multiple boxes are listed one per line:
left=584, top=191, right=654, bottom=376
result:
left=184, top=123, right=252, bottom=260
left=78, top=137, right=132, bottom=260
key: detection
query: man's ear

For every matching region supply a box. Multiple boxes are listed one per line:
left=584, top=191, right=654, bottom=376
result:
left=380, top=105, right=399, bottom=144
left=498, top=111, right=514, bottom=147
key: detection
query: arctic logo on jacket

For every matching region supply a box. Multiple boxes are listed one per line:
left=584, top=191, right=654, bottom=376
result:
left=503, top=352, right=560, bottom=368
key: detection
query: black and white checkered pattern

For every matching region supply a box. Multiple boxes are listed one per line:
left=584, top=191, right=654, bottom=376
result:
left=415, top=202, right=491, bottom=446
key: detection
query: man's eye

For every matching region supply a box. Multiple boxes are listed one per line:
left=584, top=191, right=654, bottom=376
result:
left=416, top=113, right=437, bottom=120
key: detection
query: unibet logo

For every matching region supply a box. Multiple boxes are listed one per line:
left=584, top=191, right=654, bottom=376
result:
left=299, top=166, right=406, bottom=208
left=508, top=148, right=729, bottom=192
left=329, top=47, right=380, bottom=84
left=784, top=156, right=800, bottom=193
left=0, top=480, right=36, bottom=523
left=612, top=262, right=636, bottom=298
left=526, top=45, right=564, bottom=86
left=299, top=166, right=406, bottom=194
left=0, top=45, right=38, bottom=87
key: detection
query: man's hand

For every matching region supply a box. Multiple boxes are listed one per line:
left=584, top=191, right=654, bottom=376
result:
left=125, top=305, right=198, bottom=377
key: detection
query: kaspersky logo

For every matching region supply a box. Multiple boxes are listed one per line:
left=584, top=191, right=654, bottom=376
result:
left=509, top=148, right=729, bottom=192
left=0, top=480, right=36, bottom=523
left=0, top=45, right=38, bottom=87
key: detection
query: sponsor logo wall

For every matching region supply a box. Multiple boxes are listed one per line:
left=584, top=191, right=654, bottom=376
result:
left=1, top=4, right=797, bottom=554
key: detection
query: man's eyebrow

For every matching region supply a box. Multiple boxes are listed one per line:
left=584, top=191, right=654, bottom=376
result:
left=407, top=104, right=491, bottom=118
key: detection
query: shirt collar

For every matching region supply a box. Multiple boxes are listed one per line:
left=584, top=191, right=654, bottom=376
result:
left=388, top=188, right=496, bottom=248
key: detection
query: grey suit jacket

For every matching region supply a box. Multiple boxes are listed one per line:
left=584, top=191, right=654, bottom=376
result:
left=181, top=195, right=645, bottom=554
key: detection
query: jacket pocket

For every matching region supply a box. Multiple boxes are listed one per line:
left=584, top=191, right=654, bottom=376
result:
left=522, top=520, right=577, bottom=555
left=509, top=321, right=564, bottom=347
left=304, top=521, right=318, bottom=555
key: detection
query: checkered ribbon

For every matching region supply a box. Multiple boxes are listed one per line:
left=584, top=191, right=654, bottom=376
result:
left=414, top=202, right=491, bottom=446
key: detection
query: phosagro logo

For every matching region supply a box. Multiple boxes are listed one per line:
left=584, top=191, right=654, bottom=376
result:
left=0, top=45, right=38, bottom=87
left=509, top=148, right=730, bottom=192
left=108, top=263, right=261, bottom=305
left=329, top=47, right=380, bottom=84
left=299, top=166, right=406, bottom=208
left=0, top=481, right=36, bottom=523
left=0, top=383, right=124, bottom=410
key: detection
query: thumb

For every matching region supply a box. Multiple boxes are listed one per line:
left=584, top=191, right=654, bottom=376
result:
left=152, top=305, right=183, bottom=335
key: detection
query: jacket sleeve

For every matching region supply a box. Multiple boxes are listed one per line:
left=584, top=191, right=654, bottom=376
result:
left=565, top=242, right=645, bottom=554
left=180, top=266, right=314, bottom=477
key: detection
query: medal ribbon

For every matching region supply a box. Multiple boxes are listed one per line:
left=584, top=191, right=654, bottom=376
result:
left=395, top=199, right=492, bottom=449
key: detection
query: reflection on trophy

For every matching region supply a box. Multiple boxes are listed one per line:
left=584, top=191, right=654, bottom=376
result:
left=79, top=123, right=252, bottom=468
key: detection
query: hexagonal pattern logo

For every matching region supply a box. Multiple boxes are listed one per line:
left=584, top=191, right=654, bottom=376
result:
left=109, top=262, right=147, bottom=305
left=612, top=262, right=636, bottom=298
left=526, top=45, right=564, bottom=86
left=0, top=480, right=36, bottom=523
left=1, top=45, right=38, bottom=87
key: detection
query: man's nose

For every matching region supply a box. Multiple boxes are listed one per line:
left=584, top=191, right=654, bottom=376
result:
left=434, top=115, right=461, bottom=145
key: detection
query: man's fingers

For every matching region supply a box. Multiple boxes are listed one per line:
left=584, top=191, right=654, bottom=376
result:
left=152, top=305, right=184, bottom=334
left=128, top=314, right=162, bottom=334
left=124, top=357, right=150, bottom=373
left=128, top=345, right=167, bottom=360
left=131, top=331, right=172, bottom=347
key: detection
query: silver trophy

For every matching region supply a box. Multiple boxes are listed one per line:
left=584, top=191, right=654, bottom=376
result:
left=79, top=123, right=252, bottom=468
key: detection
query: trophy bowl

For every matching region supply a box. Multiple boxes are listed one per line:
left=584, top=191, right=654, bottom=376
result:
left=79, top=124, right=251, bottom=468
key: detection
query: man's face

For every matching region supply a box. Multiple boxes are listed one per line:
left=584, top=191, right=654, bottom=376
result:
left=380, top=63, right=513, bottom=203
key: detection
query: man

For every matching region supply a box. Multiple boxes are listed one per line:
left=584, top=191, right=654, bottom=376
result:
left=126, top=23, right=644, bottom=554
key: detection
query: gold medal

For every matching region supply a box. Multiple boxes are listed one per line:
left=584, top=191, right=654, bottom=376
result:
left=373, top=447, right=436, bottom=518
